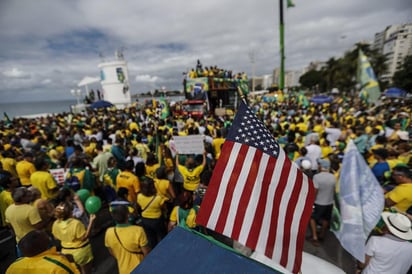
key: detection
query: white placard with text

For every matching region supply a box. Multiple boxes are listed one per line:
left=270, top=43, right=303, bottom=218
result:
left=173, top=135, right=204, bottom=154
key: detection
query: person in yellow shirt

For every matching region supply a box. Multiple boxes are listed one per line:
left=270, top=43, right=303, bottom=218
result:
left=0, top=171, right=19, bottom=227
left=1, top=151, right=18, bottom=178
left=212, top=131, right=225, bottom=160
left=295, top=117, right=308, bottom=133
left=5, top=187, right=45, bottom=258
left=30, top=157, right=59, bottom=200
left=6, top=230, right=80, bottom=274
left=105, top=205, right=150, bottom=274
left=136, top=176, right=167, bottom=248
left=168, top=190, right=197, bottom=232
left=154, top=166, right=176, bottom=202
left=397, top=143, right=411, bottom=165
left=145, top=153, right=160, bottom=179
left=384, top=165, right=412, bottom=212
left=312, top=119, right=324, bottom=136
left=116, top=160, right=140, bottom=204
left=52, top=201, right=96, bottom=274
left=16, top=152, right=36, bottom=186
left=320, top=139, right=334, bottom=159
left=176, top=151, right=206, bottom=192
left=135, top=135, right=150, bottom=162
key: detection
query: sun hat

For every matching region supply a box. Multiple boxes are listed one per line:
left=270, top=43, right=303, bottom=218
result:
left=381, top=212, right=412, bottom=241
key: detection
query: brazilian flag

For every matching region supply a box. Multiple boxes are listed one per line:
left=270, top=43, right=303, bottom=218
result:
left=357, top=49, right=381, bottom=104
left=297, top=90, right=309, bottom=107
left=159, top=97, right=170, bottom=120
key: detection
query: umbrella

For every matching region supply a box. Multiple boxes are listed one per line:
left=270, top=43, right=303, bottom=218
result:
left=383, top=87, right=407, bottom=98
left=90, top=100, right=114, bottom=109
left=310, top=95, right=333, bottom=104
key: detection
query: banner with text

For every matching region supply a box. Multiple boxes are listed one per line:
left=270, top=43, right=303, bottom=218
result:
left=173, top=135, right=205, bottom=154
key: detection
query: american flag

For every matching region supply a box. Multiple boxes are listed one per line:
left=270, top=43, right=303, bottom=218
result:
left=196, top=100, right=315, bottom=274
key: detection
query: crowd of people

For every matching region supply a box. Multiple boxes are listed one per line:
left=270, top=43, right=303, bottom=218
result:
left=0, top=90, right=411, bottom=273
left=187, top=59, right=248, bottom=80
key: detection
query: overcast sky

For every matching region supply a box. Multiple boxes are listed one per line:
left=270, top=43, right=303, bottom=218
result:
left=0, top=0, right=411, bottom=102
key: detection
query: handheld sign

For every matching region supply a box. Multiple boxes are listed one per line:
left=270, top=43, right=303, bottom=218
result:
left=173, top=135, right=204, bottom=154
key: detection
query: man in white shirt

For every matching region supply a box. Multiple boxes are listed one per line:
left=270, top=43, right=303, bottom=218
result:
left=305, top=134, right=322, bottom=173
left=361, top=212, right=412, bottom=274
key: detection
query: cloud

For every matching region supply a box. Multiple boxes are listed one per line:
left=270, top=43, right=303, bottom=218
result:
left=41, top=79, right=52, bottom=84
left=135, top=75, right=160, bottom=83
left=3, top=68, right=31, bottom=79
left=0, top=0, right=411, bottom=102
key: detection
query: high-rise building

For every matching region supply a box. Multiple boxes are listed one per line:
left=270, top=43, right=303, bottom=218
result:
left=373, top=23, right=412, bottom=82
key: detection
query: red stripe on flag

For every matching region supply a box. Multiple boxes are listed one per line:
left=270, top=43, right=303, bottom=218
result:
left=280, top=166, right=303, bottom=269
left=196, top=141, right=235, bottom=226
left=214, top=144, right=249, bottom=233
left=294, top=175, right=315, bottom=273
left=265, top=157, right=292, bottom=258
left=245, top=156, right=276, bottom=250
left=231, top=148, right=263, bottom=240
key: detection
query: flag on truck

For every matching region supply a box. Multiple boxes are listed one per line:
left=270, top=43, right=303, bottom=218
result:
left=196, top=100, right=315, bottom=274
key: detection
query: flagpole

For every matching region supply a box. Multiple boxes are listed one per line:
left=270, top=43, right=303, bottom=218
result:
left=279, top=0, right=285, bottom=91
left=237, top=86, right=248, bottom=105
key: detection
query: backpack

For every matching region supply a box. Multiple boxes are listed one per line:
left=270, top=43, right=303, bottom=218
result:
left=65, top=172, right=81, bottom=191
left=65, top=168, right=87, bottom=191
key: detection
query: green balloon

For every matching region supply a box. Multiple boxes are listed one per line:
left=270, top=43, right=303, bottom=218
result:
left=76, top=189, right=91, bottom=203
left=384, top=171, right=391, bottom=179
left=85, top=196, right=101, bottom=214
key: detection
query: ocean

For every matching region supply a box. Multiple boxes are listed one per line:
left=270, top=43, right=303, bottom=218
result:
left=0, top=95, right=185, bottom=119
left=0, top=99, right=76, bottom=119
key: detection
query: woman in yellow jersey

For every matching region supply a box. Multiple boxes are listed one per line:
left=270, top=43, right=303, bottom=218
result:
left=136, top=176, right=167, bottom=248
left=145, top=153, right=160, bottom=179
left=52, top=202, right=96, bottom=274
left=168, top=190, right=197, bottom=231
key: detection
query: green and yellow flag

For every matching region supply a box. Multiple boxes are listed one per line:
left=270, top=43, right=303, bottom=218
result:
left=287, top=0, right=295, bottom=8
left=159, top=97, right=170, bottom=120
left=357, top=49, right=381, bottom=104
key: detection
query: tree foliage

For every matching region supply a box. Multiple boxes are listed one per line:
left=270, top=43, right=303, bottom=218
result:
left=299, top=70, right=325, bottom=90
left=299, top=43, right=388, bottom=93
left=392, top=55, right=412, bottom=93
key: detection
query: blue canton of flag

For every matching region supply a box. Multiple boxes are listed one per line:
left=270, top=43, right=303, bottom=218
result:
left=228, top=106, right=280, bottom=157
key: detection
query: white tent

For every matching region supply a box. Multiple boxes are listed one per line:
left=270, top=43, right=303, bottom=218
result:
left=77, top=76, right=100, bottom=96
left=78, top=76, right=100, bottom=87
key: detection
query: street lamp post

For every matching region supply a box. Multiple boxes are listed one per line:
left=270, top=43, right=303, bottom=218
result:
left=161, top=86, right=166, bottom=97
left=71, top=89, right=82, bottom=105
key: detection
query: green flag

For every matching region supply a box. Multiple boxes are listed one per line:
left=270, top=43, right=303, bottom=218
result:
left=357, top=49, right=381, bottom=104
left=287, top=0, right=295, bottom=8
left=238, top=80, right=249, bottom=96
left=297, top=90, right=309, bottom=107
left=158, top=97, right=170, bottom=120
left=3, top=112, right=11, bottom=126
